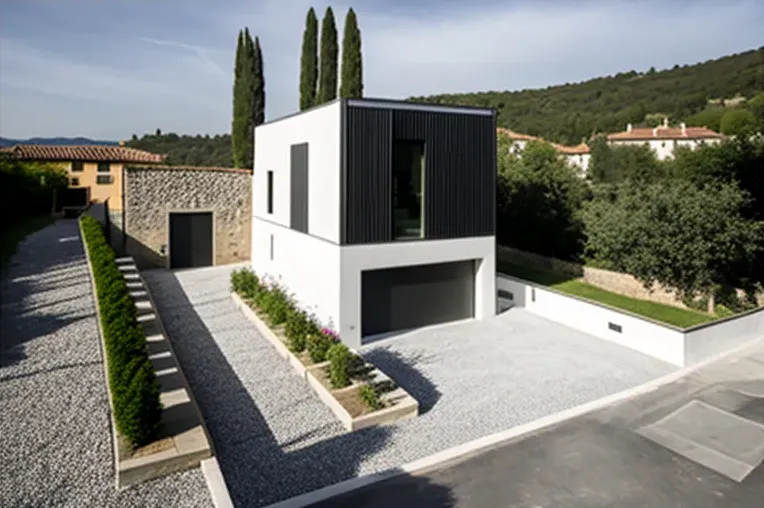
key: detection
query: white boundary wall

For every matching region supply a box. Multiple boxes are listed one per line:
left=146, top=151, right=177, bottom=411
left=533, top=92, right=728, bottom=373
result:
left=497, top=274, right=764, bottom=367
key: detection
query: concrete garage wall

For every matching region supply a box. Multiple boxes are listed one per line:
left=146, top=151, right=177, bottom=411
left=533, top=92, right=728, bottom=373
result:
left=124, top=166, right=252, bottom=268
left=497, top=274, right=764, bottom=367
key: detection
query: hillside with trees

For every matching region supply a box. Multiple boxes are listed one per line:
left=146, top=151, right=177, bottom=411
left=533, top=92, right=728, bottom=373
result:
left=411, top=47, right=764, bottom=145
left=124, top=130, right=232, bottom=167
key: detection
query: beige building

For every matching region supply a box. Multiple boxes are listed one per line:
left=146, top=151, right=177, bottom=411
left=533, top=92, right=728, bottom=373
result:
left=2, top=144, right=166, bottom=210
left=607, top=118, right=725, bottom=160
left=497, top=128, right=591, bottom=176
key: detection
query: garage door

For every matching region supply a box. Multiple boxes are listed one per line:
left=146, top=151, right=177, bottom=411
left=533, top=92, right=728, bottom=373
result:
left=169, top=212, right=213, bottom=269
left=361, top=260, right=476, bottom=338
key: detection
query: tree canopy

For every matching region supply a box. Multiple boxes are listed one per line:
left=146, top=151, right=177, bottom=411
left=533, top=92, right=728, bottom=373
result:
left=581, top=180, right=763, bottom=313
left=317, top=7, right=338, bottom=105
left=340, top=7, right=363, bottom=99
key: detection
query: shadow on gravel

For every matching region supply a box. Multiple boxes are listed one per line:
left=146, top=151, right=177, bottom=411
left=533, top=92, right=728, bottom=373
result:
left=362, top=348, right=442, bottom=414
left=145, top=271, right=397, bottom=508
left=305, top=470, right=458, bottom=508
left=0, top=219, right=93, bottom=369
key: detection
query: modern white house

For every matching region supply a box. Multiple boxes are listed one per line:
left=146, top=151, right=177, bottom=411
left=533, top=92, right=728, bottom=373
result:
left=252, top=98, right=498, bottom=348
left=607, top=118, right=726, bottom=160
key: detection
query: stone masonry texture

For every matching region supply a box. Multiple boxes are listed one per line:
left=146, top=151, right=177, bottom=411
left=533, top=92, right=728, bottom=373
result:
left=125, top=167, right=251, bottom=268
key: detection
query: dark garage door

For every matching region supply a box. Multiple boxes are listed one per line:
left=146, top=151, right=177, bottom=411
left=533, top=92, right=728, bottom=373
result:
left=361, top=260, right=476, bottom=338
left=169, top=212, right=213, bottom=269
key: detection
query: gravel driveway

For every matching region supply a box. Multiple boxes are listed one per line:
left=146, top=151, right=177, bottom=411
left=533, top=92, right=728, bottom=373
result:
left=143, top=264, right=675, bottom=508
left=0, top=219, right=211, bottom=508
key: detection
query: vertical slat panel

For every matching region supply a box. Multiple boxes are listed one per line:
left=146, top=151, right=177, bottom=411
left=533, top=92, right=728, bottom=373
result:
left=344, top=105, right=495, bottom=244
left=345, top=107, right=391, bottom=243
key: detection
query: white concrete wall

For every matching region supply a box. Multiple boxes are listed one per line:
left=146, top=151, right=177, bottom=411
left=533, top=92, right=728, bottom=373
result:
left=496, top=275, right=686, bottom=366
left=339, top=236, right=496, bottom=347
left=684, top=308, right=764, bottom=365
left=253, top=101, right=341, bottom=243
left=251, top=217, right=341, bottom=330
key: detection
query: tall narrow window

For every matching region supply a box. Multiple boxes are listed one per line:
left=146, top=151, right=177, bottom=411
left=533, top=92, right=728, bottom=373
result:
left=267, top=170, right=274, bottom=214
left=392, top=139, right=425, bottom=240
left=269, top=234, right=274, bottom=260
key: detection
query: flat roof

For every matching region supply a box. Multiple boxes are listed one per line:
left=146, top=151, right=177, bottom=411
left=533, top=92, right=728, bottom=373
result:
left=258, top=97, right=495, bottom=128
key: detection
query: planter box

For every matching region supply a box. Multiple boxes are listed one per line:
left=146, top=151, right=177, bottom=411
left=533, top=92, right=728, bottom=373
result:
left=231, top=292, right=419, bottom=431
left=79, top=225, right=212, bottom=489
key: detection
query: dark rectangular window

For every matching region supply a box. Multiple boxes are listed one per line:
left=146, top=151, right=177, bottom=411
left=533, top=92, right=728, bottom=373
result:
left=392, top=139, right=425, bottom=240
left=531, top=287, right=536, bottom=302
left=71, top=177, right=80, bottom=186
left=71, top=161, right=84, bottom=172
left=267, top=170, right=274, bottom=214
left=608, top=322, right=623, bottom=333
left=290, top=143, right=309, bottom=233
left=97, top=162, right=111, bottom=173
left=96, top=174, right=113, bottom=185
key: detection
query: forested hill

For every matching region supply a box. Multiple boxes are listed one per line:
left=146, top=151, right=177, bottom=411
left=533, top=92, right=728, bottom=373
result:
left=409, top=47, right=764, bottom=145
left=124, top=131, right=232, bottom=167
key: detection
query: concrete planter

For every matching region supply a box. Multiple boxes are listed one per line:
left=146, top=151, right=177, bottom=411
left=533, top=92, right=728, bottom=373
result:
left=80, top=221, right=212, bottom=489
left=231, top=292, right=419, bottom=431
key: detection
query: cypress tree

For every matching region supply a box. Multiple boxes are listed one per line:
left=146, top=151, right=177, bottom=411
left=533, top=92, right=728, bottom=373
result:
left=340, top=8, right=363, bottom=99
left=317, top=7, right=338, bottom=105
left=250, top=36, right=265, bottom=169
left=231, top=30, right=246, bottom=168
left=235, top=29, right=257, bottom=170
left=299, top=8, right=318, bottom=110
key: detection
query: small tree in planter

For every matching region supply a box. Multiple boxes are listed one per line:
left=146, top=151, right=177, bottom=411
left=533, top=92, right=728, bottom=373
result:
left=284, top=307, right=320, bottom=352
left=326, top=343, right=351, bottom=388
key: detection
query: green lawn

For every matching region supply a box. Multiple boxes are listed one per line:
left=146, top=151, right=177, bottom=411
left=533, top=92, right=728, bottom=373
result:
left=1, top=216, right=54, bottom=274
left=497, top=259, right=715, bottom=329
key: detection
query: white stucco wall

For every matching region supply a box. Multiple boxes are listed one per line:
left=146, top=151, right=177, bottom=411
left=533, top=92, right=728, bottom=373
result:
left=253, top=101, right=341, bottom=243
left=251, top=217, right=341, bottom=330
left=496, top=275, right=686, bottom=366
left=339, top=236, right=497, bottom=347
left=684, top=308, right=764, bottom=365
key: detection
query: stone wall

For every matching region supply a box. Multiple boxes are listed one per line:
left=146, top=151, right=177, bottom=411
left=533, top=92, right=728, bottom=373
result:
left=497, top=245, right=764, bottom=308
left=124, top=166, right=251, bottom=268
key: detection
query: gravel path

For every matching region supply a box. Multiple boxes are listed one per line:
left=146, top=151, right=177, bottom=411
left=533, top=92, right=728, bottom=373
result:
left=0, top=219, right=212, bottom=508
left=143, top=264, right=675, bottom=508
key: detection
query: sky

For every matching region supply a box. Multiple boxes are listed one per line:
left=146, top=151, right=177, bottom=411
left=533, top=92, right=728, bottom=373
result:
left=1, top=0, right=763, bottom=140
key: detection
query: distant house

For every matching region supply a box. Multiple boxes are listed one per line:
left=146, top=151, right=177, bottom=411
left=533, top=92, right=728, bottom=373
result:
left=606, top=118, right=725, bottom=160
left=497, top=128, right=591, bottom=176
left=2, top=143, right=165, bottom=224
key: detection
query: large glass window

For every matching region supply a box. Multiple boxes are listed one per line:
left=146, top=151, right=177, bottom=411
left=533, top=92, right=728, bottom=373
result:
left=392, top=139, right=425, bottom=240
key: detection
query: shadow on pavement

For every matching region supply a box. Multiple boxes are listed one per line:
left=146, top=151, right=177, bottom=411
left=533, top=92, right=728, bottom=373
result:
left=362, top=347, right=442, bottom=413
left=144, top=270, right=399, bottom=508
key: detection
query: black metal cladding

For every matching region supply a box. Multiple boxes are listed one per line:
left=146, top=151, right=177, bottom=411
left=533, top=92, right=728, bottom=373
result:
left=343, top=104, right=496, bottom=244
left=345, top=107, right=392, bottom=244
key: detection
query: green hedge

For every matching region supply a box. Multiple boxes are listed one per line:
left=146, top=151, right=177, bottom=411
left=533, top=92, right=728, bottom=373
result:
left=80, top=216, right=161, bottom=447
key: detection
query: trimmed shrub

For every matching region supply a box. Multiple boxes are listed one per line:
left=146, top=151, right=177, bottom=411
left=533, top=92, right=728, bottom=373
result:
left=80, top=215, right=161, bottom=448
left=231, top=268, right=260, bottom=298
left=326, top=343, right=351, bottom=388
left=284, top=307, right=319, bottom=353
left=359, top=384, right=382, bottom=410
left=260, top=284, right=292, bottom=325
left=307, top=332, right=334, bottom=364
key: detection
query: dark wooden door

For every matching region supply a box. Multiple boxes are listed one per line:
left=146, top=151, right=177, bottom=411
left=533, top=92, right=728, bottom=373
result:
left=169, top=212, right=213, bottom=269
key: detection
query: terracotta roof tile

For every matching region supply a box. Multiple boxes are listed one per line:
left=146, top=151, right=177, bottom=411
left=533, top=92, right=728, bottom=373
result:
left=5, top=144, right=166, bottom=163
left=497, top=128, right=590, bottom=155
left=607, top=126, right=725, bottom=141
left=126, top=164, right=252, bottom=175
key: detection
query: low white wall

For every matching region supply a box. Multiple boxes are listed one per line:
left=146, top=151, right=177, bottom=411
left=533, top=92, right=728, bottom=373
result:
left=684, top=308, right=764, bottom=365
left=497, top=275, right=686, bottom=366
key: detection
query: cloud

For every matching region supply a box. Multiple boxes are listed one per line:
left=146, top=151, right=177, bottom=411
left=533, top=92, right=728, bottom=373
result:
left=1, top=0, right=763, bottom=138
left=138, top=36, right=227, bottom=77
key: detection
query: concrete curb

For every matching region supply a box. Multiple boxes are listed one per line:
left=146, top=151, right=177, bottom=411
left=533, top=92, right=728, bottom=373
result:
left=201, top=458, right=234, bottom=508
left=262, top=335, right=764, bottom=508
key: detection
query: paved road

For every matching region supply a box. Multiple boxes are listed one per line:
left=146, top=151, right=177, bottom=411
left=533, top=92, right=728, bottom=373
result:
left=311, top=338, right=764, bottom=508
left=143, top=264, right=673, bottom=508
left=0, top=219, right=211, bottom=508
